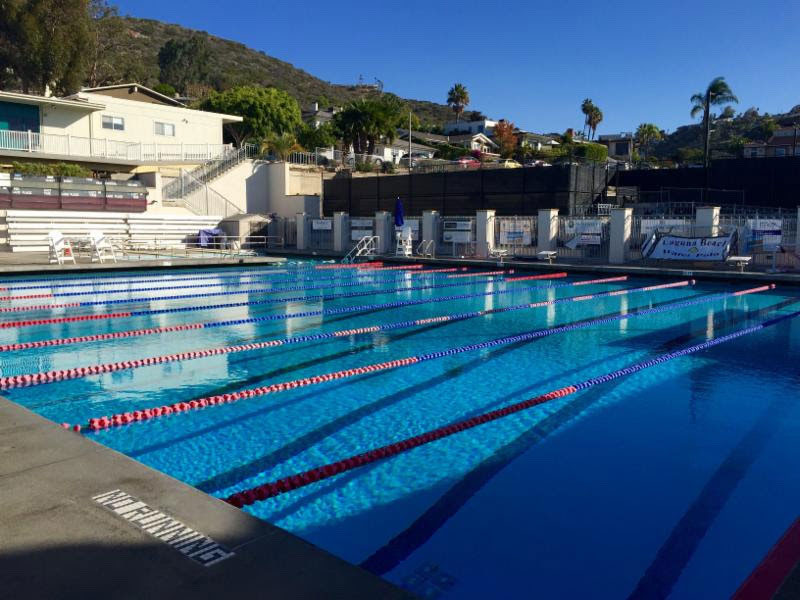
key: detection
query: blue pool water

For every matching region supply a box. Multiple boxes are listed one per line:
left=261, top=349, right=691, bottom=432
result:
left=1, top=262, right=799, bottom=598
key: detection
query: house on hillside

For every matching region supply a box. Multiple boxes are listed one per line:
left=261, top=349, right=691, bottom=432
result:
left=0, top=83, right=243, bottom=172
left=442, top=119, right=498, bottom=136
left=448, top=133, right=498, bottom=155
left=302, top=103, right=340, bottom=128
left=518, top=132, right=560, bottom=152
left=743, top=127, right=800, bottom=158
left=597, top=132, right=634, bottom=161
left=374, top=139, right=436, bottom=164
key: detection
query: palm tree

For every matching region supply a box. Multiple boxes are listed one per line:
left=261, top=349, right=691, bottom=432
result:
left=261, top=132, right=301, bottom=160
left=690, top=77, right=738, bottom=169
left=581, top=98, right=594, bottom=138
left=447, top=83, right=470, bottom=123
left=587, top=105, right=603, bottom=140
left=635, top=123, right=663, bottom=159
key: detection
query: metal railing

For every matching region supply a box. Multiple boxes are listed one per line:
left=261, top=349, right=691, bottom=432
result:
left=170, top=170, right=241, bottom=218
left=343, top=235, right=379, bottom=263
left=0, top=129, right=234, bottom=164
left=416, top=239, right=435, bottom=257
left=163, top=143, right=257, bottom=200
left=492, top=215, right=538, bottom=257
left=557, top=216, right=610, bottom=262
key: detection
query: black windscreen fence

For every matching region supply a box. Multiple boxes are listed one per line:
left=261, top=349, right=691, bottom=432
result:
left=323, top=164, right=613, bottom=216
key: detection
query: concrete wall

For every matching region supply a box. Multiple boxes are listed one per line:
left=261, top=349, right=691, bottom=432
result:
left=63, top=92, right=229, bottom=146
left=38, top=105, right=92, bottom=137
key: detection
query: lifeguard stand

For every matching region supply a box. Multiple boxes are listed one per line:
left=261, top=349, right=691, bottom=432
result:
left=395, top=226, right=413, bottom=256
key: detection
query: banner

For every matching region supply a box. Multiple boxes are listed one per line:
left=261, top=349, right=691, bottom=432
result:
left=499, top=220, right=532, bottom=245
left=645, top=233, right=734, bottom=261
left=350, top=219, right=373, bottom=228
left=747, top=218, right=782, bottom=251
left=640, top=219, right=690, bottom=237
left=312, top=219, right=332, bottom=230
left=564, top=220, right=603, bottom=248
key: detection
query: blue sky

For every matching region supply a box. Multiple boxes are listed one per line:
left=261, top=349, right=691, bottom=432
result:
left=114, top=0, right=799, bottom=135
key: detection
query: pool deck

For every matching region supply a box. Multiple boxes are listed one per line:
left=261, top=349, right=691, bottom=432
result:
left=0, top=398, right=412, bottom=600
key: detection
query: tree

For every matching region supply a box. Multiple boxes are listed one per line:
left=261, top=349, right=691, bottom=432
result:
left=157, top=35, right=210, bottom=94
left=297, top=122, right=336, bottom=151
left=587, top=105, right=603, bottom=140
left=261, top=132, right=301, bottom=160
left=580, top=98, right=595, bottom=137
left=635, top=123, right=663, bottom=159
left=332, top=95, right=403, bottom=156
left=719, top=105, right=736, bottom=119
left=446, top=83, right=470, bottom=122
left=493, top=120, right=517, bottom=158
left=0, top=0, right=92, bottom=94
left=85, top=0, right=126, bottom=87
left=201, top=86, right=302, bottom=147
left=153, top=82, right=177, bottom=98
left=690, top=76, right=738, bottom=170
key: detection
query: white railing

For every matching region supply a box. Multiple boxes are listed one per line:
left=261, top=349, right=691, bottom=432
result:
left=0, top=129, right=233, bottom=163
left=342, top=235, right=380, bottom=263
left=172, top=170, right=242, bottom=218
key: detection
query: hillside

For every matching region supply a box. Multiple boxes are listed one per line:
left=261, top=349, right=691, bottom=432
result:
left=108, top=17, right=456, bottom=126
left=650, top=105, right=800, bottom=160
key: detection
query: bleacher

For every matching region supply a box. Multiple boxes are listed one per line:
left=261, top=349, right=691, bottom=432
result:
left=4, top=210, right=221, bottom=253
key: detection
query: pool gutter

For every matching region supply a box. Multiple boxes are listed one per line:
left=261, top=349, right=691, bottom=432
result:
left=0, top=397, right=412, bottom=600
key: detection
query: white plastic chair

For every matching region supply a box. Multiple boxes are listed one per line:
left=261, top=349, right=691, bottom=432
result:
left=48, top=231, right=76, bottom=265
left=89, top=230, right=117, bottom=264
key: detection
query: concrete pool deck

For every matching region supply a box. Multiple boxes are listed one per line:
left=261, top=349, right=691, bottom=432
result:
left=0, top=398, right=412, bottom=600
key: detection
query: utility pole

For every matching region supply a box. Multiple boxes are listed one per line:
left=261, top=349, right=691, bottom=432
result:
left=408, top=111, right=412, bottom=173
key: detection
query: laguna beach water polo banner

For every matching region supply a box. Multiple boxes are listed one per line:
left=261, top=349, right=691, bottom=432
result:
left=643, top=232, right=734, bottom=261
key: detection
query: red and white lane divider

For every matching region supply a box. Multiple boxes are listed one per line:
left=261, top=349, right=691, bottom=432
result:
left=0, top=277, right=688, bottom=390
left=447, top=270, right=511, bottom=278
left=54, top=278, right=739, bottom=432
left=314, top=261, right=384, bottom=270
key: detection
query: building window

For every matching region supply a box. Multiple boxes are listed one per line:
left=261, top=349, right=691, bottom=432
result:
left=775, top=147, right=786, bottom=157
left=614, top=141, right=629, bottom=156
left=154, top=121, right=175, bottom=136
left=102, top=115, right=124, bottom=131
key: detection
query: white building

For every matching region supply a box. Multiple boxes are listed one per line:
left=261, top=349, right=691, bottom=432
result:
left=0, top=84, right=242, bottom=172
left=442, top=119, right=498, bottom=136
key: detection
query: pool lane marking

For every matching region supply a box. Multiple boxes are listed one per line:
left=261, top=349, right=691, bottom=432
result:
left=0, top=265, right=427, bottom=301
left=2, top=279, right=715, bottom=390
left=0, top=264, right=447, bottom=294
left=0, top=273, right=568, bottom=330
left=220, top=308, right=800, bottom=508
left=0, top=275, right=633, bottom=352
left=59, top=280, right=735, bottom=431
left=733, top=517, right=800, bottom=600
left=0, top=266, right=460, bottom=310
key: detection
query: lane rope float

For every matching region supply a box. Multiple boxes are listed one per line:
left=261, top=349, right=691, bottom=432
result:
left=222, top=307, right=799, bottom=507
left=61, top=278, right=713, bottom=430
left=5, top=283, right=772, bottom=392
left=0, top=273, right=567, bottom=330
left=0, top=275, right=629, bottom=352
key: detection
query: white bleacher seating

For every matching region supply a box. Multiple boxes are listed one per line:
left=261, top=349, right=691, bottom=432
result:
left=5, top=210, right=222, bottom=253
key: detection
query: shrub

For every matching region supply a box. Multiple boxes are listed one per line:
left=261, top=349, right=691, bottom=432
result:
left=355, top=161, right=375, bottom=173
left=572, top=143, right=608, bottom=162
left=381, top=161, right=395, bottom=174
left=9, top=161, right=92, bottom=177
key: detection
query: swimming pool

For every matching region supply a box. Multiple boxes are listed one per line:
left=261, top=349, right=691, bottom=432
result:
left=1, top=261, right=798, bottom=598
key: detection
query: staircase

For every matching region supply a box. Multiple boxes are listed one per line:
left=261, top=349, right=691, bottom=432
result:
left=165, top=170, right=242, bottom=218
left=162, top=143, right=258, bottom=201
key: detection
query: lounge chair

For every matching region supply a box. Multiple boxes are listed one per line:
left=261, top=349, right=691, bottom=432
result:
left=89, top=230, right=118, bottom=264
left=48, top=231, right=76, bottom=265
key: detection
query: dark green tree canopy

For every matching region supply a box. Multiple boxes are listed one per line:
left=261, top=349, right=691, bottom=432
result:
left=201, top=85, right=302, bottom=146
left=0, top=0, right=92, bottom=94
left=332, top=94, right=404, bottom=155
left=157, top=35, right=210, bottom=94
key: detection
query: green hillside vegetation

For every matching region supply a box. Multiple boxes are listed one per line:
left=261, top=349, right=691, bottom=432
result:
left=101, top=17, right=455, bottom=126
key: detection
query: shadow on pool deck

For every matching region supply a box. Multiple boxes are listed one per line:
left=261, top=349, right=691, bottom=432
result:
left=0, top=398, right=412, bottom=600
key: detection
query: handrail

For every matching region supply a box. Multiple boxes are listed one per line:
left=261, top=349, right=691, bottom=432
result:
left=163, top=143, right=256, bottom=200
left=0, top=128, right=232, bottom=164
left=416, top=239, right=435, bottom=257
left=342, top=235, right=380, bottom=263
left=173, top=169, right=241, bottom=218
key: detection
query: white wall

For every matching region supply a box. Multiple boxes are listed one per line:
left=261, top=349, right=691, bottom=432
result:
left=64, top=92, right=230, bottom=146
left=39, top=105, right=93, bottom=137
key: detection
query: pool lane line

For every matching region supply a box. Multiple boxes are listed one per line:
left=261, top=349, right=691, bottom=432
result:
left=60, top=279, right=722, bottom=431
left=446, top=270, right=510, bottom=278
left=733, top=517, right=800, bottom=600
left=0, top=264, right=449, bottom=293
left=314, top=262, right=384, bottom=270
left=0, top=267, right=463, bottom=315
left=219, top=308, right=800, bottom=508
left=0, top=274, right=615, bottom=353
left=0, top=266, right=457, bottom=309
left=0, top=272, right=568, bottom=331
left=0, top=279, right=715, bottom=391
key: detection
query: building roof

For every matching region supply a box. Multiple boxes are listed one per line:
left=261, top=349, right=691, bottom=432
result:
left=79, top=83, right=186, bottom=107
left=0, top=90, right=105, bottom=111
left=396, top=129, right=449, bottom=143
left=382, top=139, right=436, bottom=152
left=598, top=133, right=633, bottom=142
